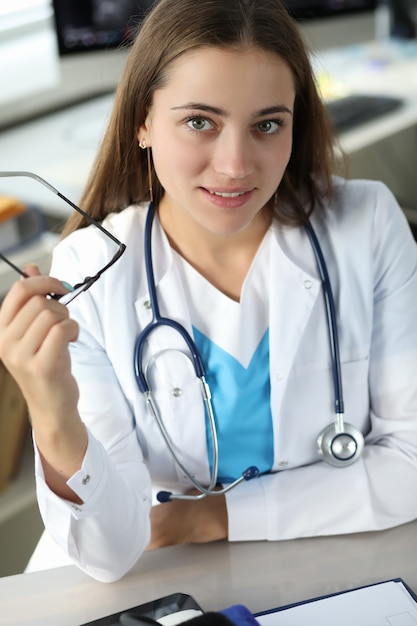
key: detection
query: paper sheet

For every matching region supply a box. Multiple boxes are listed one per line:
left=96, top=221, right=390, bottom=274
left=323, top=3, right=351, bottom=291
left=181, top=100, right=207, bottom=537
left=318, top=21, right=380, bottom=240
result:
left=256, top=581, right=417, bottom=626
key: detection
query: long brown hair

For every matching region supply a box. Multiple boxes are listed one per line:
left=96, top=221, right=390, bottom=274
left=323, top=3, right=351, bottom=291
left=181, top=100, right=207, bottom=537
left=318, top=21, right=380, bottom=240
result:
left=63, top=0, right=337, bottom=236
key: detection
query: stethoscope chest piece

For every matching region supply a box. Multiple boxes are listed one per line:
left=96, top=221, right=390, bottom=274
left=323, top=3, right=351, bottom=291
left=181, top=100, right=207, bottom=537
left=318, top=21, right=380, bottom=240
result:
left=317, top=422, right=365, bottom=467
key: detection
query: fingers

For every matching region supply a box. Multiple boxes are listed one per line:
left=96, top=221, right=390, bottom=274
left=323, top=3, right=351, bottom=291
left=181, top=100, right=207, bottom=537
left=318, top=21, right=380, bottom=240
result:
left=0, top=273, right=72, bottom=328
left=22, top=263, right=42, bottom=277
left=7, top=301, right=78, bottom=366
left=0, top=273, right=79, bottom=377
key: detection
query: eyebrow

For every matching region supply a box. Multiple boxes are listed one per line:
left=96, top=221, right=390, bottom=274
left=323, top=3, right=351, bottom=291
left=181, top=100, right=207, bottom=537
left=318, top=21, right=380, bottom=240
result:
left=170, top=103, right=293, bottom=117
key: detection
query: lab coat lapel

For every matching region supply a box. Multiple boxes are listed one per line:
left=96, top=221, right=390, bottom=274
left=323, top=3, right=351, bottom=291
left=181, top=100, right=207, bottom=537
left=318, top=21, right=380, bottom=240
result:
left=268, top=225, right=321, bottom=470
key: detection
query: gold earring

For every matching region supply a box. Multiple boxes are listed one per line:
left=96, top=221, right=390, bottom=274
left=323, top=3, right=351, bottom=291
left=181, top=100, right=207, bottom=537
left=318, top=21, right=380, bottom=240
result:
left=138, top=138, right=153, bottom=201
left=140, top=142, right=153, bottom=203
left=147, top=145, right=153, bottom=203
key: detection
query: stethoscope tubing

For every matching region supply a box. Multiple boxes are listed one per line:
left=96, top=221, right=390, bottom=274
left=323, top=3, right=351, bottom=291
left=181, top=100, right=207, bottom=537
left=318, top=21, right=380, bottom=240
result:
left=303, top=220, right=344, bottom=416
left=134, top=202, right=223, bottom=497
left=133, top=202, right=350, bottom=498
left=134, top=203, right=205, bottom=395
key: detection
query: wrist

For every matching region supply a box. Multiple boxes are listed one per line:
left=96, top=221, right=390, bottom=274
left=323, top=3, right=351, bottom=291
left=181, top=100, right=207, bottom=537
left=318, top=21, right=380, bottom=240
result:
left=34, top=415, right=88, bottom=480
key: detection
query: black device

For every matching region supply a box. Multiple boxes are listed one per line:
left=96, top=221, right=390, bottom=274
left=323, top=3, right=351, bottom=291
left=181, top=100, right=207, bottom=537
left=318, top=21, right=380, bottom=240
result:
left=81, top=592, right=203, bottom=626
left=282, top=0, right=377, bottom=21
left=52, top=0, right=378, bottom=56
left=325, top=93, right=404, bottom=133
left=52, top=0, right=155, bottom=55
left=387, top=0, right=416, bottom=38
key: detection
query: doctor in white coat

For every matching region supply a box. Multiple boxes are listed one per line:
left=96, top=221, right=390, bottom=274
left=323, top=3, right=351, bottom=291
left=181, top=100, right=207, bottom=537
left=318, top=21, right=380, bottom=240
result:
left=1, top=0, right=417, bottom=583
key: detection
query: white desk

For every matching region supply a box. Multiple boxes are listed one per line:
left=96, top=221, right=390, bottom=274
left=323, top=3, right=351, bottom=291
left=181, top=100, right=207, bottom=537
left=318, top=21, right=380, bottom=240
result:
left=1, top=39, right=417, bottom=216
left=0, top=93, right=114, bottom=218
left=1, top=520, right=417, bottom=626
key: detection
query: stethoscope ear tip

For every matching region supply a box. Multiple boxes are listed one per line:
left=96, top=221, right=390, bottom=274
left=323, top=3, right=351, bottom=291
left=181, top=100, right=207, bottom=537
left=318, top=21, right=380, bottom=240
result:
left=156, top=491, right=172, bottom=503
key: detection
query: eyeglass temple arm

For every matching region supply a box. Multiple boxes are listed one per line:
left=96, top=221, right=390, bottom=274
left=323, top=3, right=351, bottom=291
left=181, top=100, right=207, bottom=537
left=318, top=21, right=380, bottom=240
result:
left=0, top=170, right=125, bottom=250
left=0, top=252, right=29, bottom=278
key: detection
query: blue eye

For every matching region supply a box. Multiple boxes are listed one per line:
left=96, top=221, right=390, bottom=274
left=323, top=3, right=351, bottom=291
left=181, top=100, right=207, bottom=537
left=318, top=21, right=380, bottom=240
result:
left=186, top=117, right=213, bottom=131
left=257, top=120, right=281, bottom=134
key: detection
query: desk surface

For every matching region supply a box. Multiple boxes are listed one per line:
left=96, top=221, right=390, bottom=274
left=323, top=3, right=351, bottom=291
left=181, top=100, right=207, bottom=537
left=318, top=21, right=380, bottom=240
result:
left=1, top=520, right=417, bottom=626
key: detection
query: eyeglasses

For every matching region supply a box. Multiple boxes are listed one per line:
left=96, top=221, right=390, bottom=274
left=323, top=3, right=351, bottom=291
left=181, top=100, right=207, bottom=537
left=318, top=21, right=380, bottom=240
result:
left=0, top=171, right=126, bottom=304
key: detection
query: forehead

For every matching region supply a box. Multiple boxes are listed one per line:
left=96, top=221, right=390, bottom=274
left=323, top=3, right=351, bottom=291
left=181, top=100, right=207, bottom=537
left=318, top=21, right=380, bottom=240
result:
left=153, top=46, right=296, bottom=109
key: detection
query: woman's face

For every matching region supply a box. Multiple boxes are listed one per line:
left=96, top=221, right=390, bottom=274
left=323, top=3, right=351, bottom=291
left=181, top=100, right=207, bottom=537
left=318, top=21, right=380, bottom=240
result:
left=139, top=46, right=295, bottom=240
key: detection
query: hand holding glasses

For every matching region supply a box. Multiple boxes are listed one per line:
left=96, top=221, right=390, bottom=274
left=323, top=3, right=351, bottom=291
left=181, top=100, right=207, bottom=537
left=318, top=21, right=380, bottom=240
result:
left=0, top=171, right=126, bottom=304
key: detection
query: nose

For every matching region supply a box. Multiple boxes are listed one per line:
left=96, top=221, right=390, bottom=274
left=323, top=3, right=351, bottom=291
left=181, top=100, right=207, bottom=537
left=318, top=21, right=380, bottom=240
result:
left=212, top=129, right=254, bottom=179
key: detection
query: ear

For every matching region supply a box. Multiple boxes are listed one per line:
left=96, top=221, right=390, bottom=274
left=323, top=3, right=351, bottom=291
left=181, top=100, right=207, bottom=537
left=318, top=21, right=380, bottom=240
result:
left=137, top=117, right=151, bottom=147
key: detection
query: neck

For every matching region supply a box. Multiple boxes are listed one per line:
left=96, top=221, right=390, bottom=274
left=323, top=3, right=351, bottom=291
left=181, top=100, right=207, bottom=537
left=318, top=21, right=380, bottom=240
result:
left=158, top=201, right=272, bottom=301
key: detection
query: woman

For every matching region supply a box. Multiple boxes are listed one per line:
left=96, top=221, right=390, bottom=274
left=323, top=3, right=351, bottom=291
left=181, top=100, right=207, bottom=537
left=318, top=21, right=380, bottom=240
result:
left=1, top=0, right=417, bottom=583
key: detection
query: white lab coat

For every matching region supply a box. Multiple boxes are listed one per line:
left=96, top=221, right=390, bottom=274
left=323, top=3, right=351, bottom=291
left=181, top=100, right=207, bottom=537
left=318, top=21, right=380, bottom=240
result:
left=29, top=177, right=417, bottom=582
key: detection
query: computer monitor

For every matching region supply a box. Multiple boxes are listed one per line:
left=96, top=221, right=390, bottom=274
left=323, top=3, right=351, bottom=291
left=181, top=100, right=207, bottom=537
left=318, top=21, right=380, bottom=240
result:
left=52, top=1, right=154, bottom=55
left=52, top=0, right=378, bottom=56
left=283, top=0, right=377, bottom=21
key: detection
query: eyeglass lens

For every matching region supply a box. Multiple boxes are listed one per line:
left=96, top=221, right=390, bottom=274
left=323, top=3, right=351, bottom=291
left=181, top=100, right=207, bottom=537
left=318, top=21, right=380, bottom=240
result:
left=0, top=171, right=126, bottom=303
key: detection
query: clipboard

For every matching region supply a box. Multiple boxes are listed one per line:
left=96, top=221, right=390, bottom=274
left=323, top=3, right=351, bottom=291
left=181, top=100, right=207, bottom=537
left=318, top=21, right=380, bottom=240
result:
left=81, top=592, right=204, bottom=626
left=254, top=578, right=417, bottom=626
left=80, top=579, right=417, bottom=626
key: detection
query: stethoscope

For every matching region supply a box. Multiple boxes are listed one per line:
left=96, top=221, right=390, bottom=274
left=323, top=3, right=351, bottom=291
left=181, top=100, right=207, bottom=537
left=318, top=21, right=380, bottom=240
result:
left=133, top=202, right=364, bottom=502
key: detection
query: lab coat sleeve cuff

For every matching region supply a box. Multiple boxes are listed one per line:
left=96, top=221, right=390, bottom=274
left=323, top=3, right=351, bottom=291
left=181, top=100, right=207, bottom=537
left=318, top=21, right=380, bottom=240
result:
left=34, top=429, right=108, bottom=519
left=225, top=477, right=269, bottom=541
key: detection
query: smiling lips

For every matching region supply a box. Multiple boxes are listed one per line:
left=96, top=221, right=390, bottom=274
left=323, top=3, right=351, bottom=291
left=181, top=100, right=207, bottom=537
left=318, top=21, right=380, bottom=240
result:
left=205, top=187, right=254, bottom=198
left=202, top=186, right=255, bottom=208
left=209, top=190, right=246, bottom=198
left=195, top=183, right=257, bottom=212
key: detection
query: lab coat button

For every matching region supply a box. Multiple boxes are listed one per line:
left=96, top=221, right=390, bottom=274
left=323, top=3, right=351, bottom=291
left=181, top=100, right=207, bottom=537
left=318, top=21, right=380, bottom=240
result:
left=172, top=387, right=182, bottom=397
left=72, top=505, right=82, bottom=512
left=143, top=299, right=152, bottom=309
left=303, top=279, right=313, bottom=290
left=279, top=460, right=288, bottom=467
left=274, top=371, right=284, bottom=381
left=82, top=474, right=91, bottom=485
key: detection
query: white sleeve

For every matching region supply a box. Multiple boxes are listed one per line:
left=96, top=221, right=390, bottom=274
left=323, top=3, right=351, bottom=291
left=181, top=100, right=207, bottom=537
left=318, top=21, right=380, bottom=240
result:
left=226, top=183, right=417, bottom=542
left=33, top=229, right=152, bottom=582
left=34, top=428, right=151, bottom=582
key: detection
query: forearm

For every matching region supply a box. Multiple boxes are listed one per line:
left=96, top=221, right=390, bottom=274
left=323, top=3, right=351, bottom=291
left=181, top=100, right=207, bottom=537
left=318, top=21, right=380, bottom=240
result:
left=34, top=413, right=88, bottom=503
left=147, top=489, right=228, bottom=550
left=35, top=430, right=152, bottom=581
left=226, top=437, right=417, bottom=542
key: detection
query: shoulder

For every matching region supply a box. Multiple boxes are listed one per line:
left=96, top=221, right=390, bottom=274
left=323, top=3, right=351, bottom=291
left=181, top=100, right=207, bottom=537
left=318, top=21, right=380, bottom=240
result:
left=276, top=177, right=414, bottom=282
left=321, top=177, right=416, bottom=289
left=102, top=204, right=148, bottom=242
left=320, top=176, right=409, bottom=238
left=328, top=176, right=397, bottom=212
left=50, top=204, right=148, bottom=289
